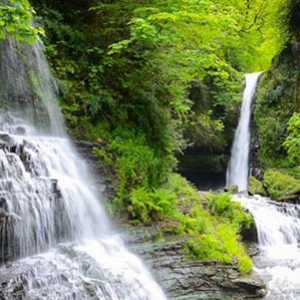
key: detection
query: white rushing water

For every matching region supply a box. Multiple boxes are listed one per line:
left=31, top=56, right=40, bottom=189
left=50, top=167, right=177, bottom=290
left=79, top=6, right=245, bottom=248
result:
left=234, top=194, right=300, bottom=299
left=227, top=71, right=300, bottom=299
left=226, top=72, right=262, bottom=191
left=0, top=37, right=167, bottom=299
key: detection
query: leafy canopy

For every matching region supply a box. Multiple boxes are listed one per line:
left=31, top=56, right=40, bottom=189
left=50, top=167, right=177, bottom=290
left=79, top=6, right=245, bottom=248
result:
left=107, top=0, right=287, bottom=73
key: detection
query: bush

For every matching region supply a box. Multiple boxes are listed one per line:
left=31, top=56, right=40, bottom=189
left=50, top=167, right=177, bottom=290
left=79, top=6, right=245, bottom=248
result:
left=207, top=193, right=253, bottom=230
left=128, top=187, right=177, bottom=223
left=186, top=223, right=252, bottom=274
left=263, top=169, right=300, bottom=198
left=238, top=255, right=253, bottom=274
left=176, top=191, right=253, bottom=274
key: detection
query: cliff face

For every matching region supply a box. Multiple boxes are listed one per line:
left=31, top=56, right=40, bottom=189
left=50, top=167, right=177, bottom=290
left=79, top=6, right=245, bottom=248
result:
left=252, top=0, right=300, bottom=169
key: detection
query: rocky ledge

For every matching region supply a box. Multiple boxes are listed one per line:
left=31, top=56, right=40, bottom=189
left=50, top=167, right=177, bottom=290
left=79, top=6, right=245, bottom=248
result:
left=121, top=227, right=266, bottom=300
left=74, top=141, right=266, bottom=299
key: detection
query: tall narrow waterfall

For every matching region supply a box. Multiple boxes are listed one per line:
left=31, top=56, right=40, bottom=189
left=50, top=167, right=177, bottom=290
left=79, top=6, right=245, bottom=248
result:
left=234, top=194, right=300, bottom=299
left=226, top=72, right=262, bottom=191
left=0, top=38, right=166, bottom=299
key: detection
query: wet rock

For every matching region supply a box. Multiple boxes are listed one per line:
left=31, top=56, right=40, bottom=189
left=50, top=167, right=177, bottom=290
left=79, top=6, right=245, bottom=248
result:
left=277, top=186, right=300, bottom=203
left=224, top=185, right=238, bottom=194
left=232, top=272, right=267, bottom=296
left=122, top=227, right=266, bottom=299
left=15, top=126, right=26, bottom=135
left=0, top=133, right=14, bottom=145
left=241, top=222, right=258, bottom=243
left=74, top=141, right=116, bottom=200
left=248, top=176, right=268, bottom=197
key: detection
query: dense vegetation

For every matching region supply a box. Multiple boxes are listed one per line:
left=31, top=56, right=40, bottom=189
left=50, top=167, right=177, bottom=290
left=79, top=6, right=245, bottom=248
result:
left=0, top=0, right=43, bottom=41
left=26, top=0, right=287, bottom=210
left=251, top=0, right=300, bottom=198
left=0, top=0, right=290, bottom=272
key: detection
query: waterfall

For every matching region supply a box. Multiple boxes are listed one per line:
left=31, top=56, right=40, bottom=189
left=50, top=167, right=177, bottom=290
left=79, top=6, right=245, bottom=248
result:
left=226, top=72, right=262, bottom=191
left=234, top=194, right=300, bottom=299
left=0, top=37, right=166, bottom=299
left=0, top=36, right=65, bottom=136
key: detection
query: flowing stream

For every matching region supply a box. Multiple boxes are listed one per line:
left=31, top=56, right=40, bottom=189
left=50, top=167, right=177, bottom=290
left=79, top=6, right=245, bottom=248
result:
left=234, top=194, right=300, bottom=299
left=228, top=73, right=300, bottom=299
left=226, top=72, right=262, bottom=191
left=0, top=37, right=166, bottom=299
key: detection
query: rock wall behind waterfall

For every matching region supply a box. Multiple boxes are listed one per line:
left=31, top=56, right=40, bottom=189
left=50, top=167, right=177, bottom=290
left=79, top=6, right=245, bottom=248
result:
left=177, top=79, right=241, bottom=190
left=252, top=0, right=300, bottom=169
left=249, top=89, right=264, bottom=181
left=0, top=37, right=64, bottom=136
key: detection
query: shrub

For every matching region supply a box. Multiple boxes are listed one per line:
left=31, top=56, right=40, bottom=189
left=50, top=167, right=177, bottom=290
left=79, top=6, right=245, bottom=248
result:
left=186, top=223, right=252, bottom=274
left=238, top=255, right=253, bottom=274
left=263, top=169, right=300, bottom=198
left=128, top=187, right=178, bottom=223
left=207, top=192, right=253, bottom=230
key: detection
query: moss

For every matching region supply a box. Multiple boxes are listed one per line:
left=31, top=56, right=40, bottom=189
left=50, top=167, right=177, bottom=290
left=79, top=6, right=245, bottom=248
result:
left=178, top=191, right=253, bottom=274
left=224, top=185, right=238, bottom=194
left=248, top=176, right=268, bottom=196
left=263, top=169, right=300, bottom=199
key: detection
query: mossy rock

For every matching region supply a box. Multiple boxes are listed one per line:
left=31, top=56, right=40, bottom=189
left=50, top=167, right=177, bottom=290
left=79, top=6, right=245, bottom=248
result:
left=248, top=176, right=267, bottom=196
left=263, top=169, right=300, bottom=199
left=224, top=185, right=238, bottom=194
left=276, top=186, right=300, bottom=202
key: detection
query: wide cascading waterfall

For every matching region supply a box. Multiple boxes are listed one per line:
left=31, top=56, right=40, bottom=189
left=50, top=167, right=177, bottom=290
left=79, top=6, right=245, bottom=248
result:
left=0, top=37, right=166, bottom=299
left=226, top=72, right=262, bottom=191
left=234, top=194, right=300, bottom=299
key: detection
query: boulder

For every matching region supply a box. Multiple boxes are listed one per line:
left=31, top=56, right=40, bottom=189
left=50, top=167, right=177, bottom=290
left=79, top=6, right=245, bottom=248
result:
left=248, top=176, right=268, bottom=196
left=224, top=185, right=238, bottom=194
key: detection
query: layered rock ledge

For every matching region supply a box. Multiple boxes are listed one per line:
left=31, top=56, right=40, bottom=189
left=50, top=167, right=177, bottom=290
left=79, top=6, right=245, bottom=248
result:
left=122, top=227, right=266, bottom=300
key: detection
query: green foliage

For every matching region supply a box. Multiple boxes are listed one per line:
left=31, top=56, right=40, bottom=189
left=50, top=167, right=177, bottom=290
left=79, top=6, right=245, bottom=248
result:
left=238, top=255, right=253, bottom=274
left=256, top=115, right=288, bottom=167
left=207, top=193, right=253, bottom=230
left=174, top=205, right=207, bottom=235
left=208, top=192, right=233, bottom=216
left=0, top=0, right=44, bottom=42
left=254, top=30, right=300, bottom=169
left=128, top=187, right=177, bottom=223
left=93, top=128, right=176, bottom=219
left=166, top=173, right=200, bottom=202
left=108, top=129, right=168, bottom=192
left=284, top=113, right=300, bottom=165
left=186, top=222, right=253, bottom=274
left=160, top=181, right=253, bottom=273
left=263, top=169, right=300, bottom=198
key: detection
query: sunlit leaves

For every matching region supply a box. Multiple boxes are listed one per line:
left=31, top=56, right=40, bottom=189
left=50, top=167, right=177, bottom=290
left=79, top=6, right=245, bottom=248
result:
left=0, top=0, right=44, bottom=42
left=217, top=0, right=288, bottom=71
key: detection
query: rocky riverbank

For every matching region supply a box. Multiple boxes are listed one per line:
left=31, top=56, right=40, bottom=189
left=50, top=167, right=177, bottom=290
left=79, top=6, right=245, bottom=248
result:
left=120, top=226, right=266, bottom=300
left=75, top=141, right=267, bottom=299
